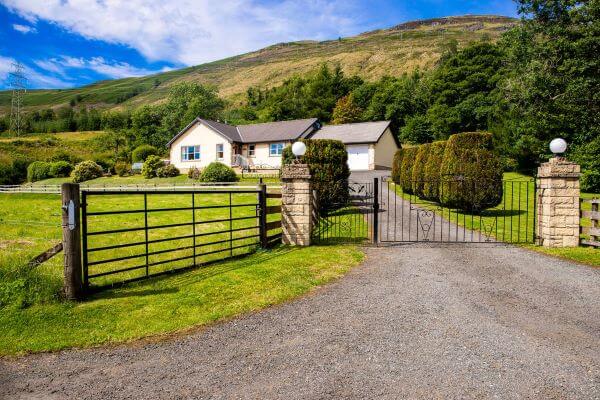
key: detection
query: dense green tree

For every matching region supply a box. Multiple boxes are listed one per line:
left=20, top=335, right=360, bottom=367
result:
left=331, top=94, right=363, bottom=124
left=131, top=105, right=166, bottom=147
left=161, top=83, right=225, bottom=133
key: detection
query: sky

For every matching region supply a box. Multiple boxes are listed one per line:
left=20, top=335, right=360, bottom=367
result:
left=0, top=0, right=519, bottom=90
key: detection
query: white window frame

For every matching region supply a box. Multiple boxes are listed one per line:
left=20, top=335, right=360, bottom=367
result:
left=248, top=144, right=256, bottom=157
left=269, top=143, right=284, bottom=157
left=181, top=145, right=200, bottom=161
left=216, top=143, right=224, bottom=160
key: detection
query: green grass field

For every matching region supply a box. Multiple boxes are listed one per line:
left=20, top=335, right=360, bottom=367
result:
left=391, top=172, right=599, bottom=267
left=0, top=190, right=364, bottom=355
left=28, top=174, right=280, bottom=187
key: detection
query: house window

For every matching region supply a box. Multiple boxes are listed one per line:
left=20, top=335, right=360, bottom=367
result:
left=181, top=145, right=200, bottom=161
left=216, top=143, right=224, bottom=160
left=248, top=144, right=255, bottom=157
left=269, top=143, right=284, bottom=156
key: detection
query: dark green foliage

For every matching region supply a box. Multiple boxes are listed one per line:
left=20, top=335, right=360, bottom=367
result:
left=114, top=162, right=132, bottom=177
left=391, top=149, right=404, bottom=184
left=27, top=161, right=51, bottom=182
left=199, top=162, right=238, bottom=183
left=156, top=164, right=180, bottom=178
left=0, top=159, right=28, bottom=185
left=142, top=155, right=165, bottom=179
left=399, top=147, right=418, bottom=194
left=92, top=158, right=115, bottom=175
left=411, top=143, right=431, bottom=198
left=48, top=161, right=73, bottom=178
left=573, top=136, right=600, bottom=193
left=422, top=141, right=446, bottom=201
left=282, top=139, right=350, bottom=211
left=131, top=105, right=166, bottom=148
left=439, top=132, right=503, bottom=210
left=161, top=83, right=225, bottom=134
left=72, top=160, right=103, bottom=183
left=400, top=115, right=434, bottom=144
left=132, top=144, right=159, bottom=162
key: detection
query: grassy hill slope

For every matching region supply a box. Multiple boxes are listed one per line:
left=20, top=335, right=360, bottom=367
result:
left=0, top=15, right=515, bottom=113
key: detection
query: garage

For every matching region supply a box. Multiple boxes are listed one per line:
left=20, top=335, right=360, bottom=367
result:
left=346, top=145, right=370, bottom=171
left=308, top=120, right=400, bottom=171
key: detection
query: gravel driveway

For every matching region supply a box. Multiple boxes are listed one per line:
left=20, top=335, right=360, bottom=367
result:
left=2, top=242, right=599, bottom=399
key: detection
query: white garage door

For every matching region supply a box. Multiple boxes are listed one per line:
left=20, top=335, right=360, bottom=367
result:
left=347, top=145, right=369, bottom=171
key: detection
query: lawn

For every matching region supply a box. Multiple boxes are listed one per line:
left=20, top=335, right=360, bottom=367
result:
left=391, top=172, right=599, bottom=267
left=0, top=191, right=364, bottom=355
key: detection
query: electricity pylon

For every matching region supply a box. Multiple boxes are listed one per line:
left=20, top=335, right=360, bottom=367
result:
left=8, top=62, right=27, bottom=137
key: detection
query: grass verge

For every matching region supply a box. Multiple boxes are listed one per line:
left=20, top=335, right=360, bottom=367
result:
left=0, top=245, right=363, bottom=356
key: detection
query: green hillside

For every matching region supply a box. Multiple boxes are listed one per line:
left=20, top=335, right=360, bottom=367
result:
left=0, top=15, right=515, bottom=114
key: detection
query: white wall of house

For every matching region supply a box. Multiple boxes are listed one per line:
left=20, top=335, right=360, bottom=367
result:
left=373, top=128, right=398, bottom=169
left=242, top=141, right=290, bottom=168
left=169, top=123, right=233, bottom=171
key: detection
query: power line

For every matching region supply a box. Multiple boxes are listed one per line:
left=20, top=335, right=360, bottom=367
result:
left=8, top=62, right=27, bottom=137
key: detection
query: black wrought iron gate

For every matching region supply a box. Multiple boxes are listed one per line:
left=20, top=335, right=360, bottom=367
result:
left=313, top=176, right=536, bottom=245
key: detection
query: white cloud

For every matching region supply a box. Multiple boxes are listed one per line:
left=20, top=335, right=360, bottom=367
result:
left=12, top=23, right=37, bottom=34
left=34, top=56, right=171, bottom=79
left=0, top=55, right=72, bottom=88
left=2, top=0, right=366, bottom=66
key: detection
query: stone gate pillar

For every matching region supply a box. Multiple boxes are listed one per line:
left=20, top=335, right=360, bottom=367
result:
left=281, top=163, right=313, bottom=246
left=536, top=157, right=581, bottom=247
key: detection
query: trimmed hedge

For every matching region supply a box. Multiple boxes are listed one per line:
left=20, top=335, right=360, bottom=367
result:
left=199, top=162, right=238, bottom=182
left=282, top=139, right=349, bottom=211
left=142, top=155, right=164, bottom=179
left=391, top=149, right=404, bottom=184
left=156, top=164, right=180, bottom=178
left=411, top=143, right=431, bottom=198
left=49, top=161, right=73, bottom=178
left=422, top=141, right=446, bottom=201
left=399, top=147, right=418, bottom=194
left=132, top=144, right=159, bottom=162
left=439, top=132, right=503, bottom=210
left=72, top=160, right=103, bottom=183
left=27, top=161, right=52, bottom=182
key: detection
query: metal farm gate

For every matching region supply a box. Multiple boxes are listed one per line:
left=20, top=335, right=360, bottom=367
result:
left=313, top=176, right=536, bottom=245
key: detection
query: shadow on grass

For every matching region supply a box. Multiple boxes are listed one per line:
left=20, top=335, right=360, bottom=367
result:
left=88, top=246, right=300, bottom=300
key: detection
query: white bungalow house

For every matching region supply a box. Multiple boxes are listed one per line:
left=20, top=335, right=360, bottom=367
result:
left=166, top=118, right=400, bottom=172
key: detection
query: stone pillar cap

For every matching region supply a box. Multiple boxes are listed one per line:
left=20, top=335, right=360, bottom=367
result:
left=537, top=157, right=580, bottom=178
left=281, top=163, right=311, bottom=180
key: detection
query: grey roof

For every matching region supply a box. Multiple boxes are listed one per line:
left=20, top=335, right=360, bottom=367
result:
left=167, top=118, right=318, bottom=147
left=237, top=118, right=318, bottom=143
left=309, top=121, right=393, bottom=144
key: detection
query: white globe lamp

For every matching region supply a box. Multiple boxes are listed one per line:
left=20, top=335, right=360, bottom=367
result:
left=292, top=141, right=307, bottom=161
left=549, top=138, right=567, bottom=156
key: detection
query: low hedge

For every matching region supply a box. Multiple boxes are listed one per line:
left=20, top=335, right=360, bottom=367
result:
left=391, top=149, right=403, bottom=184
left=27, top=161, right=52, bottom=182
left=199, top=162, right=238, bottom=182
left=49, top=161, right=73, bottom=178
left=156, top=164, right=180, bottom=178
left=282, top=139, right=349, bottom=211
left=411, top=143, right=431, bottom=198
left=399, top=147, right=418, bottom=194
left=439, top=132, right=503, bottom=210
left=422, top=141, right=446, bottom=201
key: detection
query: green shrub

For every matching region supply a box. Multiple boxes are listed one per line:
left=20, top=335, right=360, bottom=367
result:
left=27, top=161, right=52, bottom=182
left=72, top=160, right=103, bottom=183
left=411, top=143, right=431, bottom=197
left=49, top=161, right=73, bottom=178
left=399, top=147, right=418, bottom=194
left=282, top=139, right=350, bottom=211
left=422, top=141, right=446, bottom=201
left=199, top=162, right=238, bottom=182
left=156, top=164, right=180, bottom=178
left=93, top=158, right=115, bottom=175
left=132, top=144, right=159, bottom=162
left=142, top=155, right=164, bottom=179
left=0, top=159, right=28, bottom=185
left=114, top=161, right=132, bottom=177
left=573, top=136, right=600, bottom=193
left=391, top=149, right=404, bottom=184
left=187, top=167, right=200, bottom=179
left=439, top=132, right=503, bottom=210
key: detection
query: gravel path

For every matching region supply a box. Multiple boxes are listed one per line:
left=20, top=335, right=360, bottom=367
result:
left=2, top=243, right=600, bottom=399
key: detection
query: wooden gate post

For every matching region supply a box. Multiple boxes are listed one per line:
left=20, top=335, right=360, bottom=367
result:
left=61, top=183, right=83, bottom=300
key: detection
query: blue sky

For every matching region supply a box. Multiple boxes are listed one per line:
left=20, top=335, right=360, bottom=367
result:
left=0, top=0, right=518, bottom=90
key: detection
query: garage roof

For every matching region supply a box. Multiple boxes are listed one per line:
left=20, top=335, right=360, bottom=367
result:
left=310, top=121, right=393, bottom=144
